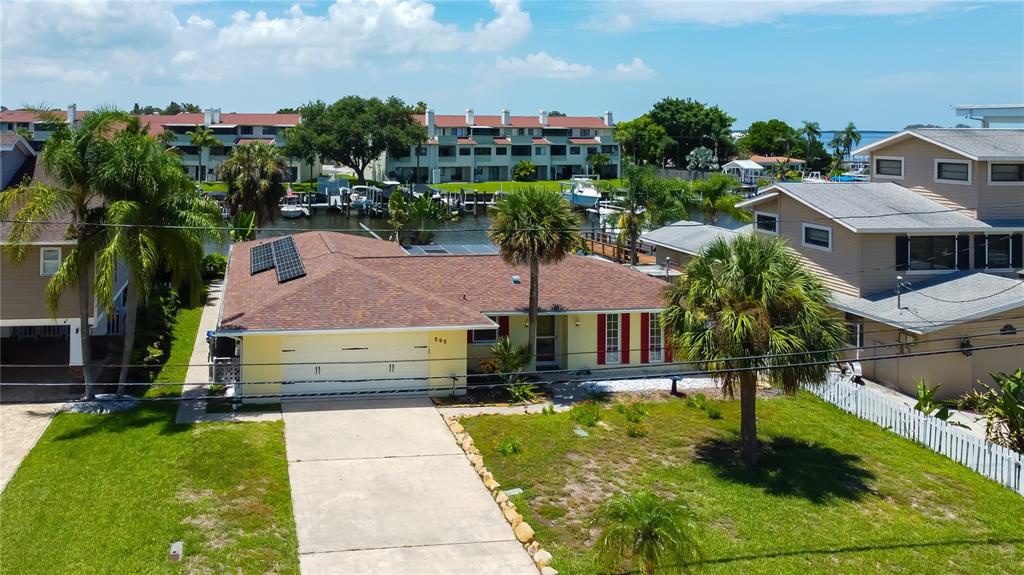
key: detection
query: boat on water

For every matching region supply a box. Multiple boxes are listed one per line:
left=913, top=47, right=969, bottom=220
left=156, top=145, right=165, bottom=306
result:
left=561, top=176, right=601, bottom=208
left=801, top=171, right=830, bottom=183
left=280, top=193, right=310, bottom=219
left=349, top=185, right=382, bottom=211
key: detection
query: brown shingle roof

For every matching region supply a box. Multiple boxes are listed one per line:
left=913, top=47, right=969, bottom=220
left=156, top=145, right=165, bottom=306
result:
left=220, top=231, right=668, bottom=333
left=1, top=158, right=78, bottom=244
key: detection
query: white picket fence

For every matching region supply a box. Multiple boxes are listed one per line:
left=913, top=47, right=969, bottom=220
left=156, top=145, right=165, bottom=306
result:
left=807, top=375, right=1023, bottom=496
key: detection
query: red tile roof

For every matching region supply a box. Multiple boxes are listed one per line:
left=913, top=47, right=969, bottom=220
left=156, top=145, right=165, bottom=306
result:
left=456, top=137, right=477, bottom=145
left=493, top=137, right=511, bottom=145
left=416, top=114, right=608, bottom=129
left=235, top=137, right=276, bottom=145
left=568, top=138, right=599, bottom=145
left=0, top=109, right=87, bottom=123
left=220, top=231, right=668, bottom=333
left=532, top=138, right=551, bottom=145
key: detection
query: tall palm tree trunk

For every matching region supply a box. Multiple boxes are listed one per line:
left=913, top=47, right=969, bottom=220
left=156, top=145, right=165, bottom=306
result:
left=629, top=222, right=640, bottom=266
left=116, top=280, right=138, bottom=397
left=77, top=255, right=95, bottom=399
left=739, top=370, right=758, bottom=465
left=527, top=257, right=540, bottom=366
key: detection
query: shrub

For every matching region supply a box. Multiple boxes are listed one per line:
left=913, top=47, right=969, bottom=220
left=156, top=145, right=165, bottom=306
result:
left=541, top=404, right=556, bottom=415
left=962, top=369, right=1024, bottom=452
left=491, top=337, right=530, bottom=383
left=512, top=160, right=537, bottom=182
left=202, top=253, right=228, bottom=280
left=625, top=422, right=648, bottom=438
left=508, top=381, right=539, bottom=405
left=706, top=403, right=722, bottom=420
left=617, top=403, right=649, bottom=423
left=478, top=358, right=499, bottom=375
left=593, top=490, right=701, bottom=574
left=495, top=436, right=523, bottom=456
left=571, top=400, right=602, bottom=427
left=684, top=393, right=708, bottom=410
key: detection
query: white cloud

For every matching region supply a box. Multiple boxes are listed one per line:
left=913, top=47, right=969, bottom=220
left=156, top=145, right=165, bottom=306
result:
left=171, top=50, right=199, bottom=65
left=591, top=0, right=951, bottom=28
left=186, top=14, right=215, bottom=29
left=609, top=57, right=655, bottom=80
left=495, top=52, right=594, bottom=79
left=12, top=61, right=112, bottom=85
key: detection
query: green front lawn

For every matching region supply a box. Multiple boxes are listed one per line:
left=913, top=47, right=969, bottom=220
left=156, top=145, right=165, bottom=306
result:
left=462, top=393, right=1024, bottom=575
left=0, top=406, right=298, bottom=575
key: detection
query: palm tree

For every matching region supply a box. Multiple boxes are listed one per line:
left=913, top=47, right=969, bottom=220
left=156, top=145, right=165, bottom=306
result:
left=593, top=490, right=702, bottom=575
left=828, top=122, right=861, bottom=176
left=488, top=187, right=582, bottom=363
left=91, top=119, right=221, bottom=393
left=586, top=152, right=610, bottom=177
left=663, top=234, right=847, bottom=465
left=685, top=173, right=751, bottom=226
left=218, top=141, right=288, bottom=226
left=800, top=121, right=821, bottom=168
left=185, top=125, right=220, bottom=182
left=613, top=163, right=689, bottom=266
left=0, top=108, right=125, bottom=399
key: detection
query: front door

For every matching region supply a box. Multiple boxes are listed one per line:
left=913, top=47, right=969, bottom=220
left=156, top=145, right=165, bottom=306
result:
left=536, top=316, right=557, bottom=366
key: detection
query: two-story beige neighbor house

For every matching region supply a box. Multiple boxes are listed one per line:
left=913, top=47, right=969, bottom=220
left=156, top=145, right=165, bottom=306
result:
left=216, top=232, right=671, bottom=402
left=735, top=128, right=1024, bottom=399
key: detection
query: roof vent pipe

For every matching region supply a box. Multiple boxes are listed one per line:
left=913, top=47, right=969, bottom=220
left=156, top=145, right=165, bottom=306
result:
left=204, top=108, right=214, bottom=126
left=465, top=108, right=474, bottom=126
left=539, top=110, right=548, bottom=126
left=501, top=109, right=510, bottom=126
left=66, top=104, right=76, bottom=125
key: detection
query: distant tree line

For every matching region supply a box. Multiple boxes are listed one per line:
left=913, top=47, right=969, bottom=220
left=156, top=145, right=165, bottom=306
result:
left=130, top=101, right=201, bottom=115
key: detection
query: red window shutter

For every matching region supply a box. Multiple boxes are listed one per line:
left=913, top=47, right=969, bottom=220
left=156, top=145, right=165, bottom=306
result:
left=665, top=340, right=673, bottom=363
left=621, top=313, right=630, bottom=364
left=498, top=316, right=509, bottom=337
left=640, top=313, right=650, bottom=364
left=597, top=314, right=606, bottom=365
left=467, top=329, right=474, bottom=343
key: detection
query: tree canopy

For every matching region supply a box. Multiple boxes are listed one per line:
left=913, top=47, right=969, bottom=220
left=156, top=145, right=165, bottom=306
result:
left=293, top=96, right=425, bottom=184
left=737, top=119, right=798, bottom=157
left=131, top=102, right=201, bottom=115
left=648, top=98, right=735, bottom=168
left=614, top=115, right=672, bottom=166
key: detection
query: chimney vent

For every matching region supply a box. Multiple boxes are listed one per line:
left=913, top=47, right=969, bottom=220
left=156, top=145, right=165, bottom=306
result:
left=603, top=111, right=613, bottom=127
left=465, top=108, right=474, bottom=126
left=501, top=109, right=510, bottom=126
left=203, top=108, right=213, bottom=126
left=539, top=109, right=548, bottom=126
left=66, top=104, right=76, bottom=126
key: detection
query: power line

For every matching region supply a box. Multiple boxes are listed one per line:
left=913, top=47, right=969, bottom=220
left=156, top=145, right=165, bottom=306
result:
left=4, top=200, right=1024, bottom=234
left=6, top=340, right=1022, bottom=405
left=3, top=327, right=1018, bottom=387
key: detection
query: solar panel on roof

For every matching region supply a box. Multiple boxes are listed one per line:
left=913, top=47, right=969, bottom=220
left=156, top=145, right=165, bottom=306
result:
left=250, top=243, right=274, bottom=275
left=272, top=236, right=306, bottom=283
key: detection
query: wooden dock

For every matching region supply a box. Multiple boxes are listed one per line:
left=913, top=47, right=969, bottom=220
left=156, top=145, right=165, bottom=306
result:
left=582, top=231, right=657, bottom=265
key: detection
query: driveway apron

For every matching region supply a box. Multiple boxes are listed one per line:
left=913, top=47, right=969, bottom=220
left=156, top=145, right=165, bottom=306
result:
left=282, top=397, right=536, bottom=575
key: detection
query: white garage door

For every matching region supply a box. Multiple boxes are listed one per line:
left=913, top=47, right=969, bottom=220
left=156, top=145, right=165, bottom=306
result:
left=280, top=333, right=430, bottom=398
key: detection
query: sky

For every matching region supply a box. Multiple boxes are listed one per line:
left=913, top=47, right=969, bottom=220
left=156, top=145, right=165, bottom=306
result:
left=1, top=0, right=1022, bottom=130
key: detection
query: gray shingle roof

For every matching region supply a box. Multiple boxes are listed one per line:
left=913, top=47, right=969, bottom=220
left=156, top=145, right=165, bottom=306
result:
left=640, top=220, right=740, bottom=256
left=852, top=128, right=1024, bottom=160
left=738, top=182, right=991, bottom=233
left=831, top=272, right=1024, bottom=334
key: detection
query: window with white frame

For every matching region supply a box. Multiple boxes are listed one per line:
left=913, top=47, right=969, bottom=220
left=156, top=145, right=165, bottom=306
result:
left=605, top=314, right=620, bottom=364
left=471, top=316, right=499, bottom=344
left=754, top=211, right=778, bottom=234
left=649, top=313, right=663, bottom=362
left=874, top=156, right=904, bottom=178
left=935, top=159, right=971, bottom=184
left=990, top=163, right=1024, bottom=184
left=40, top=248, right=61, bottom=276
left=802, top=223, right=832, bottom=251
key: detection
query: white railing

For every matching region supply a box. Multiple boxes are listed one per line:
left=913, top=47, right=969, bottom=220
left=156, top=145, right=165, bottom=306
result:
left=808, top=374, right=1023, bottom=495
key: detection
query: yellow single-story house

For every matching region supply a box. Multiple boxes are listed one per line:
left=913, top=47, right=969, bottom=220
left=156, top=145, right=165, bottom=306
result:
left=217, top=231, right=671, bottom=402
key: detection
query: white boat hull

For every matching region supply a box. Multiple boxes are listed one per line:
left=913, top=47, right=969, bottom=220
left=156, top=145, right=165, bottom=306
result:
left=280, top=206, right=308, bottom=218
left=562, top=191, right=601, bottom=208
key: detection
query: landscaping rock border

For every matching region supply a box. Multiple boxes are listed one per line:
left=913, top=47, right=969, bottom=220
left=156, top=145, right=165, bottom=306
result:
left=444, top=414, right=557, bottom=575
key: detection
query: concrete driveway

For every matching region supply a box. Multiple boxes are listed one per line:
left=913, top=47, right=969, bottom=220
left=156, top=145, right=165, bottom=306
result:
left=283, top=397, right=536, bottom=575
left=0, top=403, right=61, bottom=492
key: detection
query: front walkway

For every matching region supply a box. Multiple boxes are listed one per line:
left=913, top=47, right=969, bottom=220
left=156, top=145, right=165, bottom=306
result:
left=282, top=398, right=535, bottom=575
left=0, top=403, right=60, bottom=493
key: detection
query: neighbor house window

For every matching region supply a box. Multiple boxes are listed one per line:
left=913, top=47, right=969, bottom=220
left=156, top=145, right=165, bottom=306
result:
left=459, top=148, right=470, bottom=156
left=909, top=236, right=957, bottom=271
left=935, top=159, right=971, bottom=184
left=569, top=146, right=581, bottom=155
left=495, top=147, right=507, bottom=155
left=990, top=163, right=1024, bottom=184
left=754, top=211, right=778, bottom=235
left=534, top=147, right=546, bottom=156
left=874, top=156, right=904, bottom=178
left=239, top=126, right=253, bottom=135
left=802, top=223, right=832, bottom=251
left=40, top=248, right=61, bottom=276
left=605, top=314, right=620, bottom=364
left=648, top=313, right=663, bottom=362
left=986, top=234, right=1013, bottom=269
left=473, top=147, right=491, bottom=156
